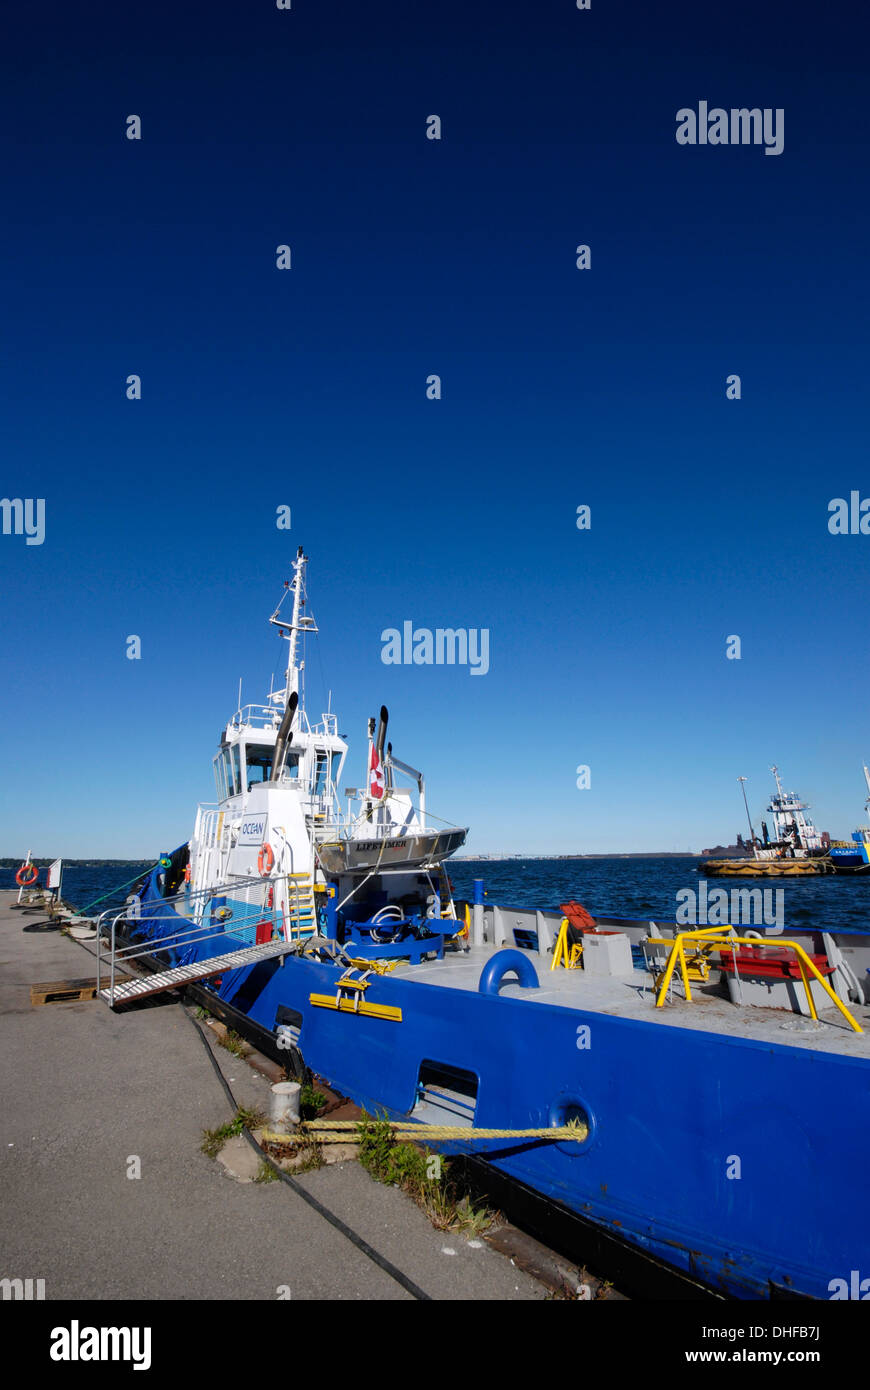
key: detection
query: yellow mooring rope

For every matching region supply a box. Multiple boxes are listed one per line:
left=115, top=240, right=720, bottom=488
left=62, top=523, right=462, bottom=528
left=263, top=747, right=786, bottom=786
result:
left=261, top=1119, right=588, bottom=1144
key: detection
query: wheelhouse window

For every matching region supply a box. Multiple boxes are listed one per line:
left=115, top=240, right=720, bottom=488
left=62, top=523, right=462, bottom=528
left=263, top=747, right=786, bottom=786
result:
left=213, top=754, right=228, bottom=802
left=227, top=744, right=241, bottom=797
left=245, top=744, right=274, bottom=789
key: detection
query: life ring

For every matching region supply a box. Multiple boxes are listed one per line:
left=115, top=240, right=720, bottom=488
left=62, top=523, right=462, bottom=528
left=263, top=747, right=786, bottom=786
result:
left=15, top=862, right=38, bottom=887
left=258, top=843, right=275, bottom=877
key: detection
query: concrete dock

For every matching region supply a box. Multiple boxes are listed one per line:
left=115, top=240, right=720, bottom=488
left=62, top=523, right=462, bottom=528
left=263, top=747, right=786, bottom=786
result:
left=0, top=890, right=546, bottom=1301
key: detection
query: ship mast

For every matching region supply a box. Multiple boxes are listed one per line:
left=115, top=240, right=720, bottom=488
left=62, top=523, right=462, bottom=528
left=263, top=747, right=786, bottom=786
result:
left=737, top=776, right=758, bottom=855
left=269, top=546, right=318, bottom=713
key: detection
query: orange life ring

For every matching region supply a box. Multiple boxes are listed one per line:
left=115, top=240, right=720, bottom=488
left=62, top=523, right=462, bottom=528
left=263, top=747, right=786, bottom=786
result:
left=16, top=863, right=38, bottom=887
left=257, top=843, right=275, bottom=877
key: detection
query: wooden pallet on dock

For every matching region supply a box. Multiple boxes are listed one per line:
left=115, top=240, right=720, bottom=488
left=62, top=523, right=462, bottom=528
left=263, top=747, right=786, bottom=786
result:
left=30, top=975, right=134, bottom=1007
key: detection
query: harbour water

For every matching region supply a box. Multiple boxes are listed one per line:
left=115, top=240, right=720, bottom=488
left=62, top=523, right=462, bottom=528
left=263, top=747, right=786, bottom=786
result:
left=8, top=856, right=870, bottom=936
left=449, top=857, right=870, bottom=936
left=0, top=861, right=151, bottom=918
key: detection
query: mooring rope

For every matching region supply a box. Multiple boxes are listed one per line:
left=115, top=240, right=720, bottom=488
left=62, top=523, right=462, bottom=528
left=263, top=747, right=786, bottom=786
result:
left=263, top=1120, right=588, bottom=1144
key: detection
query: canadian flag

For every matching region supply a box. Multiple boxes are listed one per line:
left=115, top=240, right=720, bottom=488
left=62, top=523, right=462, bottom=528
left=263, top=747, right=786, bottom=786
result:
left=370, top=745, right=385, bottom=800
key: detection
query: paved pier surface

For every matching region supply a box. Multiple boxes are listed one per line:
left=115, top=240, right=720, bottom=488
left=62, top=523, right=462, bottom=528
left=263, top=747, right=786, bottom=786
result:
left=0, top=891, right=544, bottom=1301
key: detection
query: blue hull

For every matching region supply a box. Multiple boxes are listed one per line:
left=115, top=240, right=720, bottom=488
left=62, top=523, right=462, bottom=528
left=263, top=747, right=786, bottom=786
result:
left=134, top=869, right=870, bottom=1300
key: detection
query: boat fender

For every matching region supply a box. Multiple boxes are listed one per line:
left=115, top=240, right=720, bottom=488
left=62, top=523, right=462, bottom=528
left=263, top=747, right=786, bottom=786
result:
left=258, top=843, right=275, bottom=876
left=15, top=862, right=39, bottom=887
left=478, top=949, right=539, bottom=996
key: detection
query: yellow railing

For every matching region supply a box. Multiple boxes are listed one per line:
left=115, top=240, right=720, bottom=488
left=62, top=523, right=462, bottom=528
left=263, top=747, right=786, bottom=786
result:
left=648, top=930, right=863, bottom=1034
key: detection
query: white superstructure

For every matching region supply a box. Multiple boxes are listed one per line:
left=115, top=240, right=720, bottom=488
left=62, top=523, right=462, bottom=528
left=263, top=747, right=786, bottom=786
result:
left=755, top=764, right=824, bottom=858
left=181, top=548, right=466, bottom=942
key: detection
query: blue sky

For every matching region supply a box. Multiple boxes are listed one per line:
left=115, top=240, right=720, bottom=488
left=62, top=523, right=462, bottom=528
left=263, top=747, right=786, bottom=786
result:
left=1, top=0, right=868, bottom=856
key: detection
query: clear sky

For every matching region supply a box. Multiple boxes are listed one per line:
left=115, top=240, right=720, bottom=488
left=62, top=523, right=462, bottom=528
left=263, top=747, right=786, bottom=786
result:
left=2, top=0, right=868, bottom=857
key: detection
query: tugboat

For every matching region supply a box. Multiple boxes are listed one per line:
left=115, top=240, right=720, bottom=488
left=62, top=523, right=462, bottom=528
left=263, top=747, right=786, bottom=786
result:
left=99, top=552, right=870, bottom=1301
left=135, top=548, right=468, bottom=959
left=701, top=767, right=832, bottom=876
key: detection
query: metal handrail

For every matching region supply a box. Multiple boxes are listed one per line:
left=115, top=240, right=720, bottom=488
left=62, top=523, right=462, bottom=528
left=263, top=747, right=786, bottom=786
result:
left=318, top=804, right=463, bottom=841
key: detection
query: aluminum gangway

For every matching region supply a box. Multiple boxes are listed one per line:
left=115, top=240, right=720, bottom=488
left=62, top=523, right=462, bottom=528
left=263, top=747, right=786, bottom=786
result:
left=96, top=872, right=307, bottom=1009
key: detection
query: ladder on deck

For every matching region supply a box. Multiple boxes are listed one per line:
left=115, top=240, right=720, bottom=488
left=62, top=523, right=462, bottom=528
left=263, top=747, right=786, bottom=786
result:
left=99, top=938, right=299, bottom=1008
left=286, top=873, right=317, bottom=939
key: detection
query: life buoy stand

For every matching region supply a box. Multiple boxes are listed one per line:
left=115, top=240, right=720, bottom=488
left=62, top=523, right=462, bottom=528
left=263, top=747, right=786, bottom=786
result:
left=258, top=843, right=275, bottom=877
left=16, top=862, right=38, bottom=887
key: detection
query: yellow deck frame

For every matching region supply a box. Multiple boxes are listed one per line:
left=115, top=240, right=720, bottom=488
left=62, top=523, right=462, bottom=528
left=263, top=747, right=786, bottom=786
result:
left=649, top=928, right=863, bottom=1034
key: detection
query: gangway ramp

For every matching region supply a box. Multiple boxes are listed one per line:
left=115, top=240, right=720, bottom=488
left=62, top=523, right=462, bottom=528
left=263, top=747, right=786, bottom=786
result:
left=99, top=938, right=299, bottom=1008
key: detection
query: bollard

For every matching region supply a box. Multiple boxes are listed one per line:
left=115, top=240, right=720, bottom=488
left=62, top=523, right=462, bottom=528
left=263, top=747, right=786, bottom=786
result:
left=270, top=1081, right=302, bottom=1132
left=472, top=877, right=485, bottom=947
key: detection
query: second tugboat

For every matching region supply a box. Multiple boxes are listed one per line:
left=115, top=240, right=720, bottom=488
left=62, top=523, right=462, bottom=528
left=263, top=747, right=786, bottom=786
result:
left=702, top=767, right=832, bottom=876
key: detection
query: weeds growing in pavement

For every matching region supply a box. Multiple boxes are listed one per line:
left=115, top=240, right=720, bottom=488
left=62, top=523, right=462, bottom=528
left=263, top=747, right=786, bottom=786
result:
left=355, top=1112, right=497, bottom=1236
left=216, top=1029, right=248, bottom=1058
left=200, top=1106, right=267, bottom=1158
left=299, top=1083, right=327, bottom=1120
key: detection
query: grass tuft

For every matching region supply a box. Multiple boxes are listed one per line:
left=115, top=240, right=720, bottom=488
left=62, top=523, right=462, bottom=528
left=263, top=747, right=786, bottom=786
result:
left=355, top=1112, right=497, bottom=1235
left=200, top=1106, right=267, bottom=1158
left=216, top=1028, right=248, bottom=1058
left=299, top=1083, right=327, bottom=1120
